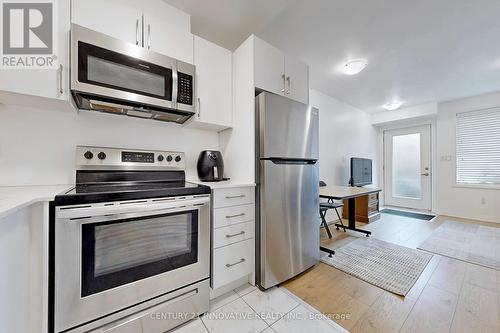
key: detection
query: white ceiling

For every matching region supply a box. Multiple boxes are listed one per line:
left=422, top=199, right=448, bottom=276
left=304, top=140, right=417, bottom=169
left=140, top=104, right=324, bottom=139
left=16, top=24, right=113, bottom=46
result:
left=165, top=0, right=500, bottom=113
left=163, top=0, right=294, bottom=50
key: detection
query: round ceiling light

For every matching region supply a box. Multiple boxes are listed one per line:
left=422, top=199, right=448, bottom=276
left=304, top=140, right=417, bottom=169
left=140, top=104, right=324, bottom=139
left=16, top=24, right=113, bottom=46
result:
left=343, top=59, right=368, bottom=75
left=382, top=101, right=403, bottom=111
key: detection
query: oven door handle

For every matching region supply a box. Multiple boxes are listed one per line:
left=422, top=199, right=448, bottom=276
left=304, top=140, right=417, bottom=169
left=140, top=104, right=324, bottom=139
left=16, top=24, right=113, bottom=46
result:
left=57, top=197, right=209, bottom=220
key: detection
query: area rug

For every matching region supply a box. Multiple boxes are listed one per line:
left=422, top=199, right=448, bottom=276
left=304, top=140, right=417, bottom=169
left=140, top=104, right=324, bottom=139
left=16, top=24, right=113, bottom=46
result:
left=418, top=220, right=500, bottom=270
left=321, top=238, right=432, bottom=296
left=380, top=208, right=435, bottom=221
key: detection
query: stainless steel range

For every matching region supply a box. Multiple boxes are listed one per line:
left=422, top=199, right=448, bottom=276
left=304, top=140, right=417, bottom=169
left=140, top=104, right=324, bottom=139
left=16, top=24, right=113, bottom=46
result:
left=52, top=146, right=210, bottom=333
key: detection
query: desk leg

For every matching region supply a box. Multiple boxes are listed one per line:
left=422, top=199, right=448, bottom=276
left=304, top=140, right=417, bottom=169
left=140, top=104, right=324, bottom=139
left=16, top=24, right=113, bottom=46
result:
left=334, top=197, right=371, bottom=237
left=320, top=246, right=335, bottom=257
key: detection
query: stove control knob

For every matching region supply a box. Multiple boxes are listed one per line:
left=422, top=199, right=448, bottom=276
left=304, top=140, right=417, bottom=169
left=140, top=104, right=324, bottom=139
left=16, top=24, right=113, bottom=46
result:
left=157, top=154, right=164, bottom=162
left=175, top=155, right=182, bottom=162
left=166, top=155, right=173, bottom=162
left=98, top=152, right=106, bottom=160
left=84, top=151, right=93, bottom=160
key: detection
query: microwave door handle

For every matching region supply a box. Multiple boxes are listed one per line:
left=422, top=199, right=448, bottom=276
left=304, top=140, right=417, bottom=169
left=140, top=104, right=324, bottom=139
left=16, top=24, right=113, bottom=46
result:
left=172, top=64, right=178, bottom=108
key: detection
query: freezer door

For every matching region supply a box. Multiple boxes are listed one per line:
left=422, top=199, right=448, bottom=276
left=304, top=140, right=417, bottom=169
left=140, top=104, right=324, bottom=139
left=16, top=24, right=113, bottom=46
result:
left=256, top=92, right=319, bottom=159
left=258, top=159, right=320, bottom=289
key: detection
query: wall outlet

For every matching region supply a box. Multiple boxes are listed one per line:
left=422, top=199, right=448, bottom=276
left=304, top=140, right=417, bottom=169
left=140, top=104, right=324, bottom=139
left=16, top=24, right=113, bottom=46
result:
left=481, top=197, right=486, bottom=205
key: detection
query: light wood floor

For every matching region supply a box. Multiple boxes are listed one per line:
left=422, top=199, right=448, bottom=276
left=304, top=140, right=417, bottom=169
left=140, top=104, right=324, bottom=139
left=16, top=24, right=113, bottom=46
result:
left=284, top=213, right=500, bottom=333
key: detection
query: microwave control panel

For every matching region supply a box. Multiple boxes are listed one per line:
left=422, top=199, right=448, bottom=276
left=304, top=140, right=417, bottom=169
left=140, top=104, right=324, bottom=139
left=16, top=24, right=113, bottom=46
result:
left=177, top=72, right=193, bottom=106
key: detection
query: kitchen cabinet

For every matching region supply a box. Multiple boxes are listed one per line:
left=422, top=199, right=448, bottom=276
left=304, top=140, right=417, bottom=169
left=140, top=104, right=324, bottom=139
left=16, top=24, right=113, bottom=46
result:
left=253, top=36, right=309, bottom=104
left=205, top=184, right=256, bottom=290
left=0, top=203, right=49, bottom=333
left=71, top=0, right=193, bottom=63
left=188, top=36, right=232, bottom=131
left=0, top=0, right=70, bottom=102
left=284, top=55, right=310, bottom=104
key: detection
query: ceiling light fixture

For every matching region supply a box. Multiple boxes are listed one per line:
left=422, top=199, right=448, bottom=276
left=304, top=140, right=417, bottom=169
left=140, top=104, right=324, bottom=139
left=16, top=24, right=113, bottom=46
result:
left=342, top=59, right=368, bottom=75
left=382, top=101, right=403, bottom=111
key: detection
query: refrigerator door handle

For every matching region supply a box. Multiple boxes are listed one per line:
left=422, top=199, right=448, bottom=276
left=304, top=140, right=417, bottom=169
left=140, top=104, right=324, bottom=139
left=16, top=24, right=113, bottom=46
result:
left=262, top=158, right=318, bottom=165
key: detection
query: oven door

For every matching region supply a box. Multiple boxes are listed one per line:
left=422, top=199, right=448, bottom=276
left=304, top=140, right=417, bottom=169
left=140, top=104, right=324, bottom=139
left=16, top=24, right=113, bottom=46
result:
left=54, top=196, right=210, bottom=333
left=71, top=24, right=177, bottom=110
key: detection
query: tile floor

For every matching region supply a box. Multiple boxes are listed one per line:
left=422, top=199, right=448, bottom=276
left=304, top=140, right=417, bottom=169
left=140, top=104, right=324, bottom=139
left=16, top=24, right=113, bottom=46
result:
left=171, top=284, right=346, bottom=333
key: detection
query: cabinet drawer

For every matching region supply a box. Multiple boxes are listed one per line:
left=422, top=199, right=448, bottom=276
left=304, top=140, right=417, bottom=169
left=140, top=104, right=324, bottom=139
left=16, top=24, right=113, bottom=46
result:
left=213, top=187, right=255, bottom=208
left=368, top=193, right=379, bottom=201
left=214, top=204, right=255, bottom=229
left=368, top=205, right=379, bottom=215
left=212, top=239, right=254, bottom=289
left=214, top=221, right=254, bottom=249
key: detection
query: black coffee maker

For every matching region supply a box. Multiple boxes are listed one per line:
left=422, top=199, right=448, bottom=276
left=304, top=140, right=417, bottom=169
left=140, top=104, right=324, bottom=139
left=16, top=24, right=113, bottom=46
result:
left=197, top=150, right=227, bottom=181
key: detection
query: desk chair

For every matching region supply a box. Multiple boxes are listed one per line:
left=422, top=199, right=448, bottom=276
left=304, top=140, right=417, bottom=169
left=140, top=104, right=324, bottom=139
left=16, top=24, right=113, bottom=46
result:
left=319, top=181, right=346, bottom=239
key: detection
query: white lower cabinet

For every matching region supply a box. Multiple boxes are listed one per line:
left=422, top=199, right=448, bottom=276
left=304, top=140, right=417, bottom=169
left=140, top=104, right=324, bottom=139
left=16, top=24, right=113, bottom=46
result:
left=212, top=238, right=254, bottom=289
left=210, top=185, right=255, bottom=290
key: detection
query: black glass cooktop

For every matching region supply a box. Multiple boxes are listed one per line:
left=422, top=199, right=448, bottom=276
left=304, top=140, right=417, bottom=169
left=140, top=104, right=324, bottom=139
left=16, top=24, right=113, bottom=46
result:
left=66, top=181, right=203, bottom=194
left=55, top=179, right=210, bottom=206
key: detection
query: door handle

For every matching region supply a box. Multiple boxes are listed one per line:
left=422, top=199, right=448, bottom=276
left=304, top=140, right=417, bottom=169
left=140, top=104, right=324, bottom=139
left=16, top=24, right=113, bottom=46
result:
left=147, top=24, right=151, bottom=50
left=226, top=258, right=245, bottom=268
left=421, top=173, right=430, bottom=176
left=58, top=64, right=63, bottom=95
left=226, top=231, right=245, bottom=238
left=225, top=195, right=245, bottom=199
left=286, top=76, right=291, bottom=94
left=225, top=213, right=245, bottom=218
left=281, top=74, right=286, bottom=93
left=135, top=18, right=140, bottom=45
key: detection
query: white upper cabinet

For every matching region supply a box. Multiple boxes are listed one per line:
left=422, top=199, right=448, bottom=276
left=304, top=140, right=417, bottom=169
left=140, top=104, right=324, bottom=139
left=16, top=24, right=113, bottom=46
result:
left=188, top=36, right=232, bottom=131
left=284, top=55, right=309, bottom=104
left=71, top=0, right=140, bottom=45
left=0, top=0, right=70, bottom=101
left=253, top=36, right=309, bottom=104
left=254, top=37, right=286, bottom=97
left=141, top=1, right=193, bottom=63
left=71, top=0, right=193, bottom=63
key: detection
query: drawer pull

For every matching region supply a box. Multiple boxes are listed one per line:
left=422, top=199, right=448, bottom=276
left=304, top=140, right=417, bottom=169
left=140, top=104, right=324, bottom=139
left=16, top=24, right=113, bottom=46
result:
left=225, top=213, right=245, bottom=219
left=226, top=231, right=245, bottom=238
left=225, top=194, right=245, bottom=199
left=226, top=258, right=246, bottom=268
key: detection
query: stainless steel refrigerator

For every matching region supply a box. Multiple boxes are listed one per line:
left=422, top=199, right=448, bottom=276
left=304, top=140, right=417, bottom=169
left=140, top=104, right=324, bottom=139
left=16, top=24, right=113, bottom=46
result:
left=255, top=92, right=320, bottom=289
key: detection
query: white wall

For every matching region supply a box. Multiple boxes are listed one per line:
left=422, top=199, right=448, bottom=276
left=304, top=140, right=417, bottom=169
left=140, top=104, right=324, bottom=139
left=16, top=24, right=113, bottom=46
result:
left=436, top=91, right=500, bottom=223
left=310, top=90, right=379, bottom=187
left=0, top=103, right=219, bottom=186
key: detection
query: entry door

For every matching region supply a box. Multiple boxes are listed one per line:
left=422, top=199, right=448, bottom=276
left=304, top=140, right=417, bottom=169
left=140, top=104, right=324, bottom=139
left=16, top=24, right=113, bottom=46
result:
left=384, top=125, right=431, bottom=210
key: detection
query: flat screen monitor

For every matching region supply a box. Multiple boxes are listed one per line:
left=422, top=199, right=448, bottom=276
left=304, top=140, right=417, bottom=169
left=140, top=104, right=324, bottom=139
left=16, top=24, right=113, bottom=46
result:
left=350, top=157, right=372, bottom=186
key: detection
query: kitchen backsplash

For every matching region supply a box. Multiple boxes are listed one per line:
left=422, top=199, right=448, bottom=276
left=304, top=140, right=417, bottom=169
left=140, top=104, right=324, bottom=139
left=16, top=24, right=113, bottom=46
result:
left=0, top=103, right=219, bottom=186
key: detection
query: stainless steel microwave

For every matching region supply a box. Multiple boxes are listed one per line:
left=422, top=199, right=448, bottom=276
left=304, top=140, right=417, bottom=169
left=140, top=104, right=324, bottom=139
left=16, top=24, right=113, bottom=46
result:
left=70, top=24, right=196, bottom=124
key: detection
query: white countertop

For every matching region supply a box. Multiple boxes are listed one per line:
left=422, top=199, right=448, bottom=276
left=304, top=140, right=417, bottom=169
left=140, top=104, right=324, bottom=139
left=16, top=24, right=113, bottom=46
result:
left=188, top=179, right=256, bottom=189
left=0, top=185, right=72, bottom=220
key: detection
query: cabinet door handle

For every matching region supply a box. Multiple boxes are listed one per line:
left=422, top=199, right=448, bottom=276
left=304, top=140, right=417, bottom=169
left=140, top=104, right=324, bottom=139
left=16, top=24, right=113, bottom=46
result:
left=226, top=258, right=245, bottom=268
left=147, top=24, right=151, bottom=50
left=225, top=213, right=245, bottom=219
left=281, top=74, right=286, bottom=93
left=197, top=97, right=201, bottom=118
left=141, top=14, right=145, bottom=47
left=286, top=76, right=291, bottom=94
left=58, top=64, right=63, bottom=95
left=225, top=194, right=245, bottom=199
left=135, top=18, right=140, bottom=45
left=226, top=231, right=245, bottom=238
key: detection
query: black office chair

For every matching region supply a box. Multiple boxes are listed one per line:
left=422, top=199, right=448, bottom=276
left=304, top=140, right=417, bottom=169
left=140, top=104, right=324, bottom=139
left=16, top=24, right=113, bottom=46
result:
left=319, top=181, right=346, bottom=238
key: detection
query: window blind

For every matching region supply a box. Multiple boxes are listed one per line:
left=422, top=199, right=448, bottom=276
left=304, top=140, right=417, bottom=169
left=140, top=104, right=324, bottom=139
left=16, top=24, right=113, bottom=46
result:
left=456, top=108, right=500, bottom=185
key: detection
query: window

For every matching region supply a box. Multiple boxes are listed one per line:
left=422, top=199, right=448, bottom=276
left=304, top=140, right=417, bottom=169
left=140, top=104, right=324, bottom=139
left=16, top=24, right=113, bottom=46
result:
left=456, top=108, right=500, bottom=185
